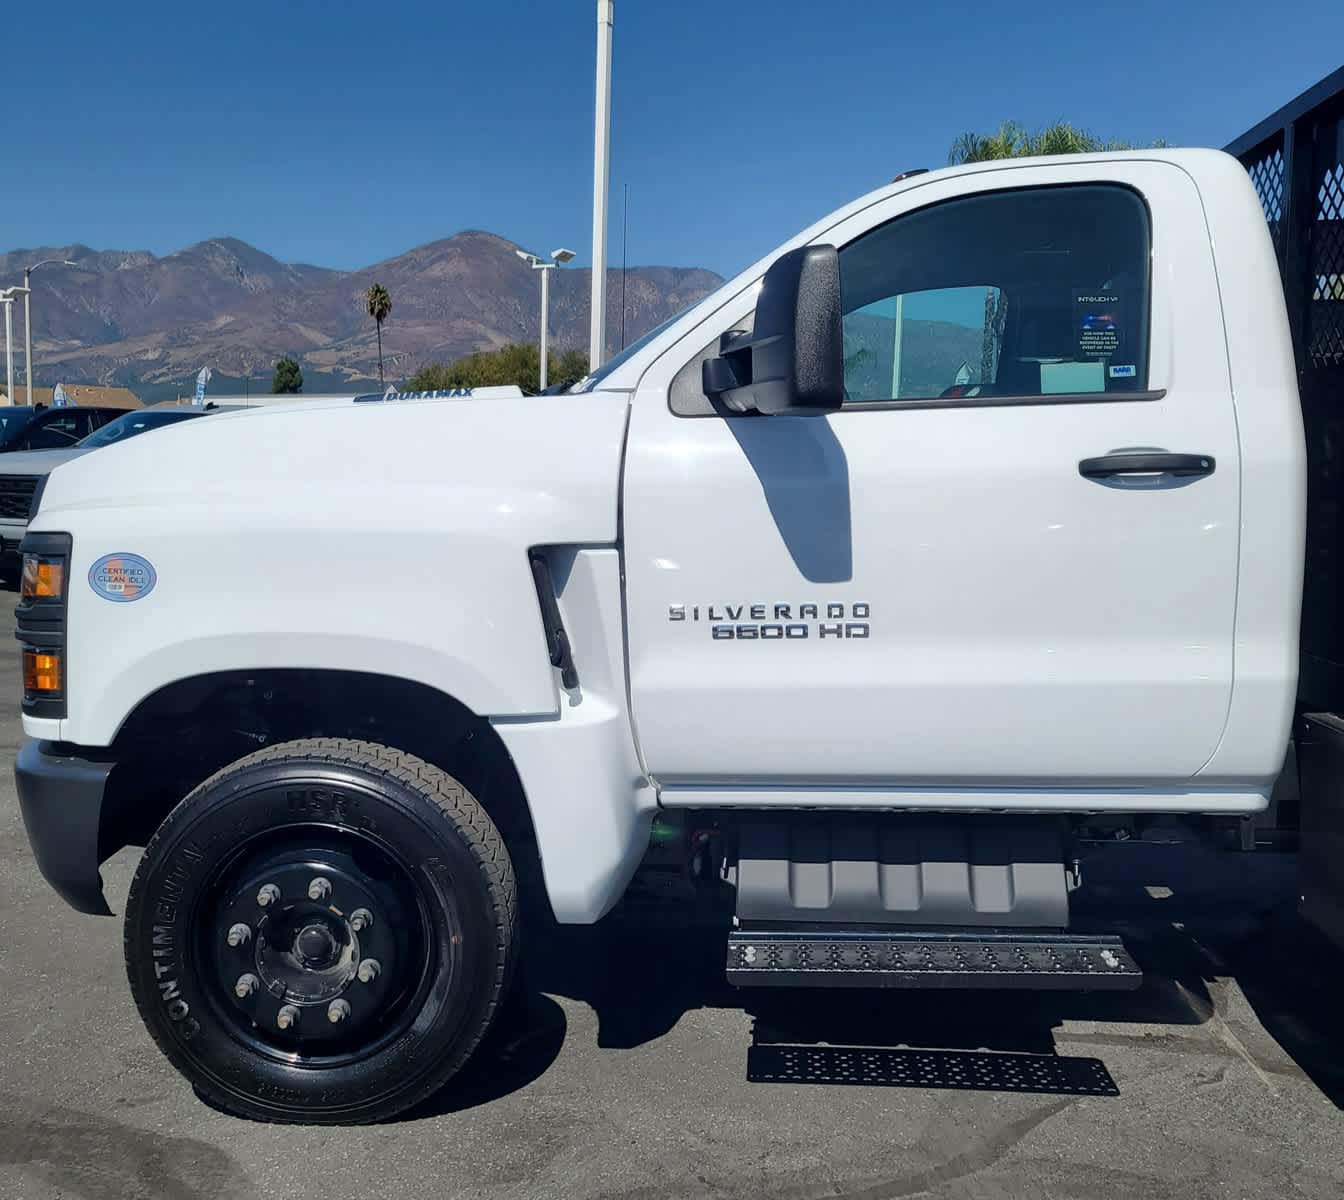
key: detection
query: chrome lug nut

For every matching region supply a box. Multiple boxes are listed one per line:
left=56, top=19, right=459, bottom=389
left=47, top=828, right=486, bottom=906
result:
left=307, top=876, right=332, bottom=902
left=226, top=923, right=252, bottom=948
left=277, top=1004, right=301, bottom=1030
left=327, top=999, right=352, bottom=1024
left=349, top=908, right=373, bottom=932
left=256, top=883, right=281, bottom=908
left=233, top=973, right=260, bottom=999
left=356, top=958, right=381, bottom=984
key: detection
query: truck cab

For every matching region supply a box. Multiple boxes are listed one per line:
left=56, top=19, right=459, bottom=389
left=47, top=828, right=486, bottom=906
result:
left=12, top=148, right=1308, bottom=1123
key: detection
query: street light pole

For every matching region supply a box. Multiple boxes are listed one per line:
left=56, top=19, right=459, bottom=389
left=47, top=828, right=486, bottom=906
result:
left=518, top=248, right=576, bottom=391
left=589, top=0, right=614, bottom=369
left=23, top=259, right=77, bottom=406
left=539, top=263, right=550, bottom=390
left=1, top=295, right=15, bottom=407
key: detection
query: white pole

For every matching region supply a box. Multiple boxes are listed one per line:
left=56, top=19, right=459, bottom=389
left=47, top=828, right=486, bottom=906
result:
left=23, top=268, right=33, bottom=406
left=890, top=293, right=905, bottom=399
left=2, top=299, right=14, bottom=407
left=540, top=265, right=552, bottom=391
left=589, top=0, right=614, bottom=369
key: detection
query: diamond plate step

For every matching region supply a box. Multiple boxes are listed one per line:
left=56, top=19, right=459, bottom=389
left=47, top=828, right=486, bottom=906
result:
left=727, top=930, right=1142, bottom=990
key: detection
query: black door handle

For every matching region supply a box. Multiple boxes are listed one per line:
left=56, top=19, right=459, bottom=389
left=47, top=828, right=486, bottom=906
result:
left=1079, top=452, right=1215, bottom=479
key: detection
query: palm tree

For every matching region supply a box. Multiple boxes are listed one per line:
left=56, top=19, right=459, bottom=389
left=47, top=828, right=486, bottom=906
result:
left=365, top=283, right=392, bottom=386
left=948, top=121, right=1157, bottom=165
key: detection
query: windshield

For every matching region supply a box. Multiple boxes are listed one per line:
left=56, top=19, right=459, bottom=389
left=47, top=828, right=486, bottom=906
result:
left=567, top=305, right=699, bottom=393
left=0, top=408, right=39, bottom=444
left=78, top=408, right=202, bottom=448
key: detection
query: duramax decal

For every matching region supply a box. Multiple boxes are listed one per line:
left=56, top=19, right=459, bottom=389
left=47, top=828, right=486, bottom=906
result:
left=668, top=602, right=870, bottom=640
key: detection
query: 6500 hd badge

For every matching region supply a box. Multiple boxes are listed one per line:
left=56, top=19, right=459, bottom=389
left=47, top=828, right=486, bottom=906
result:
left=668, top=601, right=871, bottom=640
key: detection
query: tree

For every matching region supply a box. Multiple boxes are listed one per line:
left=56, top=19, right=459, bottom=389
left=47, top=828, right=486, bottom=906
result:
left=948, top=121, right=1162, bottom=164
left=406, top=343, right=590, bottom=394
left=271, top=356, right=303, bottom=394
left=365, top=283, right=392, bottom=387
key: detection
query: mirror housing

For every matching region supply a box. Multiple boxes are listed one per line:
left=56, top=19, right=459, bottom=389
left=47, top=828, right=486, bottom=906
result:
left=702, top=244, right=843, bottom=416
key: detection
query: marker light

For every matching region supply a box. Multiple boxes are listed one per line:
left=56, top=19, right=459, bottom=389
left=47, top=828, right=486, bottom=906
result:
left=23, top=650, right=62, bottom=695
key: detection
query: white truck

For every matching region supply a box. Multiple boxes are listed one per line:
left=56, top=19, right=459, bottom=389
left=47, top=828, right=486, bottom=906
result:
left=13, top=148, right=1324, bottom=1123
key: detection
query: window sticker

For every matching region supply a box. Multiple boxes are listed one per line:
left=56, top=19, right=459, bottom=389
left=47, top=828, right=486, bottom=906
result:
left=1041, top=361, right=1105, bottom=394
left=1108, top=364, right=1137, bottom=378
left=1074, top=291, right=1121, bottom=359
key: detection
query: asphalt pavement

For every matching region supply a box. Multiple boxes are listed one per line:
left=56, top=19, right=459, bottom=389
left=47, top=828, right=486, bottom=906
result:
left=3, top=593, right=1344, bottom=1199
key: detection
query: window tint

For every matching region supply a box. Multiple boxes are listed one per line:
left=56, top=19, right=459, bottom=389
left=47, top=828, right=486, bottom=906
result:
left=0, top=408, right=38, bottom=444
left=839, top=185, right=1151, bottom=404
left=24, top=413, right=83, bottom=449
left=79, top=409, right=200, bottom=448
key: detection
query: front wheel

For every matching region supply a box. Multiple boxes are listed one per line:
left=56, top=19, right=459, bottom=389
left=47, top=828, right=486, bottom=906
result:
left=124, top=738, right=517, bottom=1124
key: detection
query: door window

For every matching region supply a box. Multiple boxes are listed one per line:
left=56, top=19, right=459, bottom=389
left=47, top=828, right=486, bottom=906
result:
left=24, top=413, right=83, bottom=449
left=840, top=185, right=1152, bottom=403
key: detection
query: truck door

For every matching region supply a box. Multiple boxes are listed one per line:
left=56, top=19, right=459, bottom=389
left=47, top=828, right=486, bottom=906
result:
left=622, top=162, right=1241, bottom=790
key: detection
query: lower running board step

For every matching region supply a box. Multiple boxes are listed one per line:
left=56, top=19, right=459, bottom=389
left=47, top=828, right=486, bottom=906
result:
left=727, top=930, right=1142, bottom=990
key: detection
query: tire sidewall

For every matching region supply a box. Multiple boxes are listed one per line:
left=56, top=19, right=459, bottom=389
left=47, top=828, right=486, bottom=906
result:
left=126, top=752, right=505, bottom=1120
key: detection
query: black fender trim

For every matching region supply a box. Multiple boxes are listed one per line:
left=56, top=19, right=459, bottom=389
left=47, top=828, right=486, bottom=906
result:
left=15, top=739, right=115, bottom=916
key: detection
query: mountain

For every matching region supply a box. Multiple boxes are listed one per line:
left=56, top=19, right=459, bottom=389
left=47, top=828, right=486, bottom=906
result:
left=0, top=234, right=723, bottom=392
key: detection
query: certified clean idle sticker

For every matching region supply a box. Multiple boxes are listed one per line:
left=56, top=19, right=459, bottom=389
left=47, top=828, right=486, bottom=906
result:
left=89, top=553, right=157, bottom=602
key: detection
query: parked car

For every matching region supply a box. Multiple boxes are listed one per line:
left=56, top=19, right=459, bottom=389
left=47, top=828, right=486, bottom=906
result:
left=0, top=406, right=232, bottom=567
left=0, top=405, right=127, bottom=453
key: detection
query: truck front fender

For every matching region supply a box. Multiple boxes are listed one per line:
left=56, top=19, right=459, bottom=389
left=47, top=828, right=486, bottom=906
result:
left=28, top=392, right=631, bottom=746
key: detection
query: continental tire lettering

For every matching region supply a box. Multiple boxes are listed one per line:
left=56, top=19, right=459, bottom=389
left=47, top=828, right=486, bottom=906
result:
left=286, top=788, right=378, bottom=831
left=147, top=925, right=196, bottom=1031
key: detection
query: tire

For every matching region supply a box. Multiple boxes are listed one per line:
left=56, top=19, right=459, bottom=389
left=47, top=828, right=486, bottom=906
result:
left=124, top=738, right=517, bottom=1124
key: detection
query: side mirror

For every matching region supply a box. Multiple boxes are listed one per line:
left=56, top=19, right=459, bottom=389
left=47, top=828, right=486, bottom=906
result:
left=702, top=244, right=843, bottom=416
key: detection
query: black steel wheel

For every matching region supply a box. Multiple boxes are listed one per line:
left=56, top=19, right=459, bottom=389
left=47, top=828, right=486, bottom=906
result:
left=124, top=738, right=517, bottom=1124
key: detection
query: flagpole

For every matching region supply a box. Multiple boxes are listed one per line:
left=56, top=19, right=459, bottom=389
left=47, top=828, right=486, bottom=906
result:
left=588, top=0, right=614, bottom=369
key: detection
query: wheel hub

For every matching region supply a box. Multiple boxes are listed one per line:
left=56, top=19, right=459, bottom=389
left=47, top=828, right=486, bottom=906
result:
left=296, top=922, right=338, bottom=966
left=206, top=841, right=423, bottom=1051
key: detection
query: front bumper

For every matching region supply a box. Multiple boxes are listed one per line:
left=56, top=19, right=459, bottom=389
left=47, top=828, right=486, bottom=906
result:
left=15, top=739, right=115, bottom=915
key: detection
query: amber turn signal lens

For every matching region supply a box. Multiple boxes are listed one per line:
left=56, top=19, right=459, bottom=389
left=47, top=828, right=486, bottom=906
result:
left=20, top=555, right=64, bottom=601
left=22, top=650, right=62, bottom=694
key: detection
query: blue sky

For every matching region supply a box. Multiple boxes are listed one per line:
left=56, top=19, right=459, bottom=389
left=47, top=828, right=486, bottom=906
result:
left=8, top=1, right=1342, bottom=277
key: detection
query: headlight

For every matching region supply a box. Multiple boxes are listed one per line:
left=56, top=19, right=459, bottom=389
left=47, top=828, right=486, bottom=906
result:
left=17, top=532, right=72, bottom=718
left=21, top=553, right=65, bottom=601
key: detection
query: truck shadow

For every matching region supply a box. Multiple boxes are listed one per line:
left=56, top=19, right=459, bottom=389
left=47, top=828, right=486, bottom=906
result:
left=533, top=846, right=1344, bottom=1106
left=726, top=415, right=852, bottom=584
left=410, top=845, right=1344, bottom=1116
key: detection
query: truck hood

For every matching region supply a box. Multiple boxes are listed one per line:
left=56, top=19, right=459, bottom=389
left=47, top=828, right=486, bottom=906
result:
left=0, top=447, right=91, bottom=477
left=35, top=389, right=631, bottom=535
